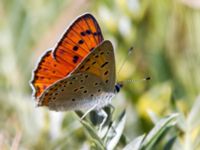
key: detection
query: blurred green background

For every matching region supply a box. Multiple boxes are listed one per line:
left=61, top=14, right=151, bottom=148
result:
left=0, top=0, right=200, bottom=149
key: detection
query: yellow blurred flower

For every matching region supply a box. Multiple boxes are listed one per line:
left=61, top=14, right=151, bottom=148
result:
left=137, top=82, right=172, bottom=120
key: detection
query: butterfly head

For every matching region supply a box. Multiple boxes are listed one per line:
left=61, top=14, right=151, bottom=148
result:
left=114, top=82, right=123, bottom=93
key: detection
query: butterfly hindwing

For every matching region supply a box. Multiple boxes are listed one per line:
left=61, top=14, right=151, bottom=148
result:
left=38, top=40, right=116, bottom=110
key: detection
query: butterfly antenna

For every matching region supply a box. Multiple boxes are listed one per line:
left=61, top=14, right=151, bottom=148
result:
left=117, top=46, right=134, bottom=75
left=115, top=77, right=150, bottom=93
left=123, top=77, right=151, bottom=83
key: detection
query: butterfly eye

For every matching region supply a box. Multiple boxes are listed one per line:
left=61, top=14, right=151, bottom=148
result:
left=115, top=83, right=123, bottom=93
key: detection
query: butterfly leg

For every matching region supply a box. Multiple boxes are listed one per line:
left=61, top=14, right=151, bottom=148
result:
left=104, top=104, right=117, bottom=136
left=97, top=109, right=108, bottom=132
left=97, top=105, right=115, bottom=133
left=80, top=104, right=98, bottom=121
left=108, top=104, right=115, bottom=116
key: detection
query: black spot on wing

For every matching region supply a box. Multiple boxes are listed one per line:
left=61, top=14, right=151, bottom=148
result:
left=73, top=46, right=79, bottom=51
left=101, top=62, right=109, bottom=68
left=73, top=56, right=79, bottom=63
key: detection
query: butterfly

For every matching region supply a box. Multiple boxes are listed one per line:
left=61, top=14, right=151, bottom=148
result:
left=30, top=13, right=122, bottom=112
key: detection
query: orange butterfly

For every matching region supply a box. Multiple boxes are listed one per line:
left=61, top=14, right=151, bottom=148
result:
left=30, top=13, right=122, bottom=111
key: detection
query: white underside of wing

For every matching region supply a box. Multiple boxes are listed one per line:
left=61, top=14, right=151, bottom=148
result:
left=48, top=92, right=115, bottom=111
left=39, top=72, right=115, bottom=111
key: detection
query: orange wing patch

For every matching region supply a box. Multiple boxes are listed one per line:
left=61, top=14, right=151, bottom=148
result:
left=53, top=14, right=104, bottom=64
left=31, top=51, right=71, bottom=99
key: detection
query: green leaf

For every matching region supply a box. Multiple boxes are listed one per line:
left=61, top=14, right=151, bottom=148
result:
left=187, top=96, right=200, bottom=130
left=147, top=110, right=160, bottom=124
left=81, top=119, right=105, bottom=150
left=141, top=113, right=178, bottom=150
left=122, top=134, right=145, bottom=150
left=105, top=110, right=126, bottom=150
left=194, top=132, right=200, bottom=150
left=163, top=136, right=177, bottom=150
